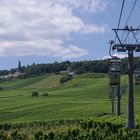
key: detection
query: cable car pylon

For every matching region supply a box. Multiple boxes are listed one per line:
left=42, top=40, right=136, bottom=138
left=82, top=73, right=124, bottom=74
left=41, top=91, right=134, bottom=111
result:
left=110, top=26, right=140, bottom=129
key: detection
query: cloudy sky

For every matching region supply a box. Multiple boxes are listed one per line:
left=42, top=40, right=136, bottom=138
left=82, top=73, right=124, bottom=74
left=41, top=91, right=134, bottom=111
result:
left=0, top=0, right=140, bottom=69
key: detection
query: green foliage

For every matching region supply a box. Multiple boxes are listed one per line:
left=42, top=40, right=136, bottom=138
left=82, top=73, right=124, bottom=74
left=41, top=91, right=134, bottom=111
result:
left=59, top=75, right=73, bottom=84
left=1, top=70, right=140, bottom=139
left=32, top=91, right=39, bottom=97
left=78, top=73, right=106, bottom=79
left=0, top=75, right=45, bottom=91
left=1, top=57, right=140, bottom=78
left=0, top=86, right=3, bottom=91
left=47, top=131, right=55, bottom=140
left=0, top=119, right=140, bottom=139
left=41, top=92, right=48, bottom=97
left=0, top=131, right=7, bottom=140
left=0, top=74, right=131, bottom=123
left=34, top=131, right=44, bottom=140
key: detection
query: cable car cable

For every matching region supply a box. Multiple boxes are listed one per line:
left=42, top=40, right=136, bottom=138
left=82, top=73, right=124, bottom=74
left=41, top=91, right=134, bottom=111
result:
left=125, top=0, right=138, bottom=25
left=123, top=32, right=130, bottom=44
left=124, top=0, right=138, bottom=45
left=111, top=0, right=126, bottom=58
left=131, top=26, right=140, bottom=44
left=115, top=0, right=126, bottom=42
left=121, top=0, right=138, bottom=44
left=109, top=0, right=126, bottom=58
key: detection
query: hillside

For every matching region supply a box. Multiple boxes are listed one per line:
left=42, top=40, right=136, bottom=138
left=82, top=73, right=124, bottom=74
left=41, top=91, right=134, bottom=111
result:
left=0, top=74, right=140, bottom=139
left=0, top=73, right=139, bottom=124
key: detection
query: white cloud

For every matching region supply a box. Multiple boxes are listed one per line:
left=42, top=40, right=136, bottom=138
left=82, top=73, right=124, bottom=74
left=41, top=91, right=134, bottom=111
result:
left=0, top=40, right=89, bottom=59
left=61, top=45, right=89, bottom=59
left=0, top=0, right=109, bottom=59
left=50, top=0, right=108, bottom=12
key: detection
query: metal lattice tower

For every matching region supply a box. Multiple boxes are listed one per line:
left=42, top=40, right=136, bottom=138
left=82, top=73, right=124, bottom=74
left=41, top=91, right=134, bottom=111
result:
left=111, top=26, right=140, bottom=129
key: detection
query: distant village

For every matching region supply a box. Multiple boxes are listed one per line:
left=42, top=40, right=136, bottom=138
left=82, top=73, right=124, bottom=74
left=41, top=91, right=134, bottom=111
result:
left=0, top=61, right=23, bottom=79
left=0, top=61, right=75, bottom=79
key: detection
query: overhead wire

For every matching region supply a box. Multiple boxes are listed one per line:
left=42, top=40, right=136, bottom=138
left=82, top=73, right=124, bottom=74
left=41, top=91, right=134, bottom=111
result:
left=114, top=0, right=125, bottom=42
left=110, top=0, right=126, bottom=58
left=125, top=0, right=138, bottom=25
left=121, top=0, right=138, bottom=43
left=131, top=24, right=140, bottom=44
left=110, top=0, right=138, bottom=57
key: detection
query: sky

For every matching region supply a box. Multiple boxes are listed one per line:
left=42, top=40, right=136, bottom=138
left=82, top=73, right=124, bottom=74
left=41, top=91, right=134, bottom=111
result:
left=0, top=0, right=140, bottom=70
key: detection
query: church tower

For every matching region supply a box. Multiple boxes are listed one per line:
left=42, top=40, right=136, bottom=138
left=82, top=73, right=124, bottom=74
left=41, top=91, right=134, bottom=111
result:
left=18, top=61, right=21, bottom=72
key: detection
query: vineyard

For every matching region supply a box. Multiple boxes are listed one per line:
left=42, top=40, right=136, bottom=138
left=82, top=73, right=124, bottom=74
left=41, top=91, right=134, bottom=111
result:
left=0, top=74, right=140, bottom=139
left=1, top=117, right=140, bottom=139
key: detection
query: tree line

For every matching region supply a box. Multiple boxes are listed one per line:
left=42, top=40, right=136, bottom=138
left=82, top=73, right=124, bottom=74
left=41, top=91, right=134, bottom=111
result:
left=0, top=57, right=140, bottom=78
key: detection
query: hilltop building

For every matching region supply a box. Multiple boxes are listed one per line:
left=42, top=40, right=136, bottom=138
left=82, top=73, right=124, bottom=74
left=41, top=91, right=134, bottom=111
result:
left=0, top=61, right=23, bottom=79
left=59, top=66, right=75, bottom=75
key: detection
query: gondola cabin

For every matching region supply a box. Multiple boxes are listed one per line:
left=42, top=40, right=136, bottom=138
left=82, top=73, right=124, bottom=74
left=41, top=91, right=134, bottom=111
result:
left=134, top=70, right=140, bottom=85
left=109, top=58, right=121, bottom=85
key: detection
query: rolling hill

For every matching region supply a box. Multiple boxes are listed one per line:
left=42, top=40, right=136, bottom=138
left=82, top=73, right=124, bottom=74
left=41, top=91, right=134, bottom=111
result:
left=0, top=73, right=139, bottom=123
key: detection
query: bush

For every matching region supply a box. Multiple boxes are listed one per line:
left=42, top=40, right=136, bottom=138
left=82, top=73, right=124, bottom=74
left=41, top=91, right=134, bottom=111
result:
left=41, top=92, right=48, bottom=96
left=59, top=75, right=73, bottom=84
left=0, top=86, right=3, bottom=91
left=32, top=91, right=39, bottom=97
left=79, top=73, right=106, bottom=79
left=2, top=120, right=140, bottom=139
left=34, top=131, right=44, bottom=140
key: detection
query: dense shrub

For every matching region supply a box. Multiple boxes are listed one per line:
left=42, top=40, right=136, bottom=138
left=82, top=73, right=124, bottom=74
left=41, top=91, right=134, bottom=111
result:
left=79, top=73, right=106, bottom=79
left=2, top=119, right=140, bottom=139
left=0, top=131, right=7, bottom=140
left=0, top=86, right=3, bottom=91
left=59, top=75, right=73, bottom=84
left=34, top=131, right=44, bottom=140
left=41, top=92, right=48, bottom=96
left=32, top=91, right=39, bottom=97
left=11, top=130, right=29, bottom=140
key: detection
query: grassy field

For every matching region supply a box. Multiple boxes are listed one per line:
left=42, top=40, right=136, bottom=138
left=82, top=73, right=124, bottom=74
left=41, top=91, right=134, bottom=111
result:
left=0, top=74, right=140, bottom=139
left=0, top=73, right=139, bottom=124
